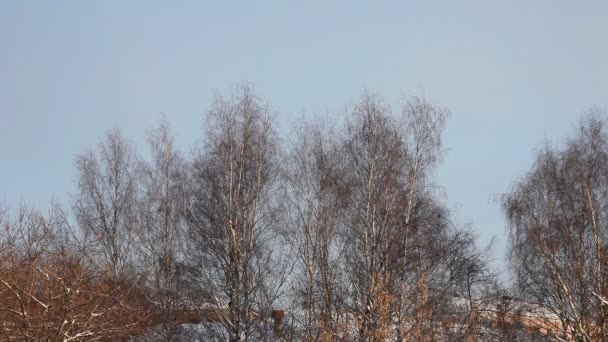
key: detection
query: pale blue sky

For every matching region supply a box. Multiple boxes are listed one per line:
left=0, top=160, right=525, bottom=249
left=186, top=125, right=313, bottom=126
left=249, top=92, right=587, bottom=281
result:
left=1, top=1, right=607, bottom=274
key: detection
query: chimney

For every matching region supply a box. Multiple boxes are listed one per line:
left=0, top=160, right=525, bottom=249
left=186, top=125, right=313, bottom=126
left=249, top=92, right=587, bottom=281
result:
left=271, top=309, right=285, bottom=337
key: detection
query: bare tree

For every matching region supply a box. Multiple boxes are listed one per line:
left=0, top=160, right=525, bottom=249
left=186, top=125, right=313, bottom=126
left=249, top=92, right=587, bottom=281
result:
left=282, top=119, right=347, bottom=341
left=185, top=86, right=283, bottom=342
left=0, top=203, right=153, bottom=341
left=334, top=94, right=450, bottom=341
left=137, top=117, right=188, bottom=340
left=277, top=95, right=496, bottom=342
left=73, top=128, right=140, bottom=281
left=336, top=94, right=407, bottom=340
left=504, top=112, right=608, bottom=341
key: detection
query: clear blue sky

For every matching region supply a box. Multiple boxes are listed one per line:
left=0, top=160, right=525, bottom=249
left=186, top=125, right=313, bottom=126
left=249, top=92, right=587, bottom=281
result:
left=1, top=1, right=607, bottom=274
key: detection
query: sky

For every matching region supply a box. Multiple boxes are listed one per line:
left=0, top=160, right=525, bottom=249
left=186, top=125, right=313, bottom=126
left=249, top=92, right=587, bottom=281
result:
left=1, top=1, right=607, bottom=277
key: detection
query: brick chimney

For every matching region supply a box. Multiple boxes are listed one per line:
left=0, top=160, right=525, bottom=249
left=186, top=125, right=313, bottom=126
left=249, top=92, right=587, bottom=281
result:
left=271, top=309, right=285, bottom=337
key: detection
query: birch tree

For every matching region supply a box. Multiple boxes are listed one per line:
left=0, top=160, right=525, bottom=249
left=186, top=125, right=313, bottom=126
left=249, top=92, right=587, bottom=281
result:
left=504, top=112, right=608, bottom=341
left=283, top=120, right=347, bottom=340
left=138, top=117, right=187, bottom=340
left=338, top=94, right=450, bottom=341
left=73, top=129, right=140, bottom=281
left=186, top=86, right=281, bottom=342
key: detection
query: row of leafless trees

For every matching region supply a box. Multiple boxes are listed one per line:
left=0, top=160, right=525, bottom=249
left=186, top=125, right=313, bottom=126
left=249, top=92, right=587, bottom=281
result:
left=7, top=85, right=585, bottom=341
